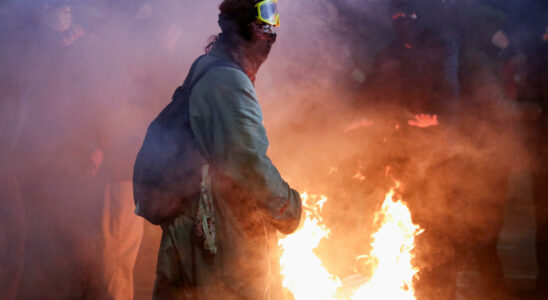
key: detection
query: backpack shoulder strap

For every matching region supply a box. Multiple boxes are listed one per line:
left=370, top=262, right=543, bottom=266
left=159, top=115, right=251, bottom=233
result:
left=172, top=57, right=244, bottom=101
left=180, top=55, right=207, bottom=89
left=187, top=58, right=245, bottom=91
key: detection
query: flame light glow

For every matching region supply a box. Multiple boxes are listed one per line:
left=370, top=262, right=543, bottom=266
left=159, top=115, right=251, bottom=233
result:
left=278, top=193, right=341, bottom=300
left=279, top=185, right=423, bottom=300
left=350, top=187, right=423, bottom=299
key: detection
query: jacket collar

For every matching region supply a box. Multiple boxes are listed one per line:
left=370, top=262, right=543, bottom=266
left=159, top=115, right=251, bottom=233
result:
left=208, top=40, right=257, bottom=83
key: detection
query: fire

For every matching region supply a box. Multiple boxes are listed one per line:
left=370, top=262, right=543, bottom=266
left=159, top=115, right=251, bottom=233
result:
left=278, top=193, right=341, bottom=300
left=279, top=185, right=422, bottom=300
left=351, top=187, right=423, bottom=299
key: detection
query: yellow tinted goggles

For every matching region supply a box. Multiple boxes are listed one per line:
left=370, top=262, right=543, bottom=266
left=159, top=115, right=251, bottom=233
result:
left=255, top=0, right=280, bottom=26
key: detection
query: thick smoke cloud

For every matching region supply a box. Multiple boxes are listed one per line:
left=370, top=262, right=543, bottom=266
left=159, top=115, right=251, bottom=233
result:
left=0, top=0, right=545, bottom=299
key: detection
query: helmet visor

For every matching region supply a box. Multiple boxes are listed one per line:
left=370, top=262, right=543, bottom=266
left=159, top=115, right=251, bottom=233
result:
left=256, top=0, right=279, bottom=26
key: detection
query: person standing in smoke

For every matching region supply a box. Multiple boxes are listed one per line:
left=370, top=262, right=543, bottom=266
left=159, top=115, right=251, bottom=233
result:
left=10, top=2, right=106, bottom=299
left=360, top=0, right=459, bottom=121
left=428, top=2, right=515, bottom=299
left=356, top=0, right=460, bottom=299
left=531, top=32, right=548, bottom=300
left=10, top=1, right=145, bottom=299
left=0, top=3, right=29, bottom=299
left=496, top=3, right=548, bottom=296
left=152, top=0, right=302, bottom=299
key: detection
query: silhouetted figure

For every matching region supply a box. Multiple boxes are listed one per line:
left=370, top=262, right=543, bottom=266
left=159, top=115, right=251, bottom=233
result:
left=0, top=166, right=26, bottom=300
left=0, top=4, right=28, bottom=299
left=357, top=0, right=460, bottom=299
left=0, top=87, right=27, bottom=300
left=360, top=0, right=459, bottom=123
left=450, top=3, right=516, bottom=299
left=493, top=2, right=548, bottom=295
left=531, top=39, right=548, bottom=298
left=9, top=2, right=146, bottom=299
left=505, top=21, right=548, bottom=300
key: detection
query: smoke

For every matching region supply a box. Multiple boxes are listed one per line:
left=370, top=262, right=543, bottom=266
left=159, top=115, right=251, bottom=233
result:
left=257, top=0, right=541, bottom=295
left=0, top=0, right=545, bottom=299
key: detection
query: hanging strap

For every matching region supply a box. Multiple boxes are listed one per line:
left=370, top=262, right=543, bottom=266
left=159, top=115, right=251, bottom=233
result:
left=177, top=56, right=244, bottom=255
left=173, top=56, right=245, bottom=101
left=188, top=57, right=244, bottom=89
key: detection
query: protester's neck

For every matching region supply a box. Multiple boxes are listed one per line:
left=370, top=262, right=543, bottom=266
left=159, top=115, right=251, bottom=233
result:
left=215, top=38, right=262, bottom=83
left=232, top=43, right=263, bottom=83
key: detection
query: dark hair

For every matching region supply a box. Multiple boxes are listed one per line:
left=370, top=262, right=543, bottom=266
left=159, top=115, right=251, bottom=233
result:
left=205, top=35, right=219, bottom=53
left=219, top=0, right=258, bottom=25
left=205, top=0, right=259, bottom=53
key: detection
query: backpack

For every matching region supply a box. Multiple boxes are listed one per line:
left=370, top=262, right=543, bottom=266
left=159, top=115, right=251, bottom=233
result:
left=133, top=55, right=244, bottom=225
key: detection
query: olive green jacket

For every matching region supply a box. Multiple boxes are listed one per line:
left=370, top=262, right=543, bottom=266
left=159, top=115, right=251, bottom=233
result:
left=153, top=42, right=302, bottom=300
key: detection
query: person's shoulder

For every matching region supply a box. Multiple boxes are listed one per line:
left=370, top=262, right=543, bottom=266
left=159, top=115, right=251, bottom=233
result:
left=192, top=54, right=251, bottom=89
left=206, top=64, right=251, bottom=89
left=192, top=57, right=257, bottom=106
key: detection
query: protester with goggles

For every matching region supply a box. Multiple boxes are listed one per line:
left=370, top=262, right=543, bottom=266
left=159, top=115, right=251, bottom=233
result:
left=150, top=0, right=302, bottom=299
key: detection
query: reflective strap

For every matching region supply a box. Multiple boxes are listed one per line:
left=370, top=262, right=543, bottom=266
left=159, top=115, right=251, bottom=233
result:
left=197, top=164, right=217, bottom=254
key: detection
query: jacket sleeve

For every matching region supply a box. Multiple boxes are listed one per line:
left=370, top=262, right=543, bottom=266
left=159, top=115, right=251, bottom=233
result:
left=190, top=67, right=302, bottom=234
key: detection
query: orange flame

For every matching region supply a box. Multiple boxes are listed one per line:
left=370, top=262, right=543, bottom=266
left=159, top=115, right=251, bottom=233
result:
left=351, top=186, right=423, bottom=299
left=279, top=184, right=422, bottom=300
left=279, top=193, right=341, bottom=299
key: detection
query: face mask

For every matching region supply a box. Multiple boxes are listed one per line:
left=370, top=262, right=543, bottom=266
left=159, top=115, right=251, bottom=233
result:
left=391, top=11, right=423, bottom=42
left=247, top=23, right=277, bottom=65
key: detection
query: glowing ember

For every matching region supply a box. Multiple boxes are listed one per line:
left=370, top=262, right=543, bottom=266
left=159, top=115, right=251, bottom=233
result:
left=278, top=193, right=341, bottom=300
left=344, top=118, right=374, bottom=132
left=352, top=171, right=366, bottom=181
left=279, top=184, right=422, bottom=300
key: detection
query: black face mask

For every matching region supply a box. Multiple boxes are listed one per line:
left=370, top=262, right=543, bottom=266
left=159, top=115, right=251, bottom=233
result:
left=246, top=23, right=277, bottom=67
left=217, top=14, right=278, bottom=81
left=392, top=14, right=423, bottom=43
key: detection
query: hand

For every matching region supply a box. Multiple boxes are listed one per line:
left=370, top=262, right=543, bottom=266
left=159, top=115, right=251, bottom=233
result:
left=41, top=5, right=73, bottom=32
left=408, top=114, right=439, bottom=128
